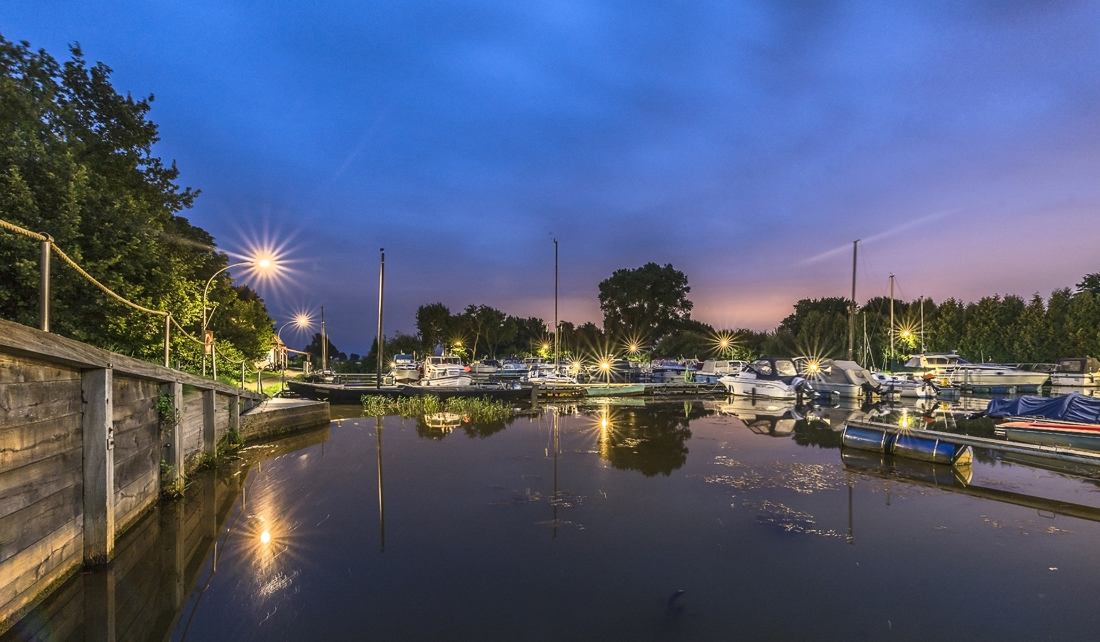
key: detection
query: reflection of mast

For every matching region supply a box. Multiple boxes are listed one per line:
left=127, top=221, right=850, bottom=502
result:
left=552, top=408, right=559, bottom=541
left=846, top=477, right=854, bottom=546
left=376, top=416, right=386, bottom=552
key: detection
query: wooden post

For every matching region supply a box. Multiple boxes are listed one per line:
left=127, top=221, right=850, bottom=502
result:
left=82, top=367, right=115, bottom=564
left=162, top=382, right=184, bottom=488
left=202, top=389, right=216, bottom=456
left=229, top=394, right=240, bottom=436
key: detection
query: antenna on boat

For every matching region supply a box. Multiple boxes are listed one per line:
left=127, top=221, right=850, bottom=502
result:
left=848, top=240, right=859, bottom=361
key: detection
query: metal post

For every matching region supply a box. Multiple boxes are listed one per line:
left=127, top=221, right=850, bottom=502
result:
left=847, top=239, right=858, bottom=361
left=889, top=274, right=896, bottom=369
left=39, top=234, right=51, bottom=332
left=164, top=314, right=171, bottom=368
left=553, top=238, right=559, bottom=371
left=377, top=248, right=385, bottom=389
left=321, top=306, right=327, bottom=373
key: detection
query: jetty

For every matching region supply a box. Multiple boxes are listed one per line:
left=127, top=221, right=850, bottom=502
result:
left=0, top=318, right=329, bottom=628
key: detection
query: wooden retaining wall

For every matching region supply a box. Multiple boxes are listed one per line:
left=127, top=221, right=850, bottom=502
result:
left=0, top=318, right=264, bottom=629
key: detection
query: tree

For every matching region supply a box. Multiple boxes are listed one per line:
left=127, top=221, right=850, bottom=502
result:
left=0, top=36, right=272, bottom=366
left=1077, top=272, right=1100, bottom=296
left=305, top=332, right=343, bottom=368
left=415, top=302, right=451, bottom=355
left=598, top=263, right=693, bottom=343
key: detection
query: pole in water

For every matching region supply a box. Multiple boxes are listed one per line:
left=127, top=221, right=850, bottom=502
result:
left=39, top=234, right=51, bottom=332
left=377, top=248, right=385, bottom=389
left=847, top=239, right=858, bottom=361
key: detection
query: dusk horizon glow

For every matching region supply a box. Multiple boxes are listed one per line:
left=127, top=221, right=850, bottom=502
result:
left=4, top=1, right=1100, bottom=353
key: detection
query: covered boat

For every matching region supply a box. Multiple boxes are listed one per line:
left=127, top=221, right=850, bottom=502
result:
left=986, top=393, right=1100, bottom=451
left=808, top=360, right=883, bottom=399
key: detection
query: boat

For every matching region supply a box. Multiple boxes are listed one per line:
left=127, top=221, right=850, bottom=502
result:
left=1050, top=357, right=1100, bottom=388
left=645, top=360, right=689, bottom=383
left=469, top=359, right=501, bottom=375
left=868, top=371, right=939, bottom=398
left=419, top=356, right=472, bottom=387
left=584, top=384, right=645, bottom=397
left=527, top=364, right=578, bottom=384
left=807, top=359, right=885, bottom=399
left=901, top=352, right=1050, bottom=391
left=694, top=360, right=747, bottom=384
left=391, top=354, right=420, bottom=384
left=718, top=358, right=814, bottom=400
left=986, top=392, right=1100, bottom=451
left=499, top=359, right=529, bottom=377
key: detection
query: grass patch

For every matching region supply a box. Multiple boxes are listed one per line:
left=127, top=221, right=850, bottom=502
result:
left=361, top=394, right=514, bottom=423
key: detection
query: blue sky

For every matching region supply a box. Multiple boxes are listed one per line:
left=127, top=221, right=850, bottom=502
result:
left=4, top=1, right=1100, bottom=353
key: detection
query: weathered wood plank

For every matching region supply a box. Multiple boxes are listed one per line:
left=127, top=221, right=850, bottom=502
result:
left=0, top=448, right=81, bottom=519
left=0, top=351, right=80, bottom=385
left=0, top=379, right=82, bottom=425
left=0, top=483, right=81, bottom=566
left=0, top=520, right=81, bottom=625
left=114, top=467, right=158, bottom=531
left=111, top=411, right=159, bottom=466
left=0, top=563, right=84, bottom=642
left=81, top=367, right=113, bottom=565
left=113, top=441, right=158, bottom=495
left=111, top=375, right=160, bottom=408
left=0, top=414, right=82, bottom=472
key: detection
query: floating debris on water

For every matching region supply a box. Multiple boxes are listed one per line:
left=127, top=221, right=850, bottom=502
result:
left=706, top=457, right=843, bottom=494
left=742, top=500, right=840, bottom=538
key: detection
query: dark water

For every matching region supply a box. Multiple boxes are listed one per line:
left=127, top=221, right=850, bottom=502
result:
left=8, top=399, right=1100, bottom=641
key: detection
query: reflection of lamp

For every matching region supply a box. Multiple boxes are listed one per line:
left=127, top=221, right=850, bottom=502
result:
left=260, top=530, right=271, bottom=544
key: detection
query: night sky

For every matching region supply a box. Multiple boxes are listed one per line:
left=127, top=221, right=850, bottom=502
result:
left=4, top=1, right=1100, bottom=353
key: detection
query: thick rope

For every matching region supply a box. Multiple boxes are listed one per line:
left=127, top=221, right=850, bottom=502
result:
left=1, top=216, right=167, bottom=317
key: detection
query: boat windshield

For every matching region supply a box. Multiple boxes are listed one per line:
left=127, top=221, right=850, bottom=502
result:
left=775, top=360, right=798, bottom=377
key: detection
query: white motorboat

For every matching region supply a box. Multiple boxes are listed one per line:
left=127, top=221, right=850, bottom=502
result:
left=807, top=360, right=884, bottom=399
left=902, top=353, right=1050, bottom=390
left=719, top=358, right=814, bottom=400
left=469, top=359, right=501, bottom=375
left=1049, top=357, right=1100, bottom=388
left=419, top=356, right=472, bottom=387
left=391, top=353, right=421, bottom=384
left=499, top=359, right=529, bottom=376
left=868, top=371, right=938, bottom=398
left=527, top=364, right=577, bottom=384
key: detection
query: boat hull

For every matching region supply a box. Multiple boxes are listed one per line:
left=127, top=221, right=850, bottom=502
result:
left=722, top=378, right=799, bottom=399
left=996, top=421, right=1100, bottom=451
left=1051, top=373, right=1100, bottom=388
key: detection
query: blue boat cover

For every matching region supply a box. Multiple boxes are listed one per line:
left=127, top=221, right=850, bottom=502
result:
left=985, top=393, right=1100, bottom=424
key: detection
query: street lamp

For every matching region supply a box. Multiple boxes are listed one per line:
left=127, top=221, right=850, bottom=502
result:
left=202, top=258, right=275, bottom=378
left=276, top=314, right=311, bottom=389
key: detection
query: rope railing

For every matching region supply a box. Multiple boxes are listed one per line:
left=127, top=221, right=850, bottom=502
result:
left=1, top=216, right=273, bottom=391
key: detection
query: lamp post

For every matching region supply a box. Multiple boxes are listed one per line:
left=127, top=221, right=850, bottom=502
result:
left=276, top=314, right=311, bottom=391
left=201, top=258, right=272, bottom=378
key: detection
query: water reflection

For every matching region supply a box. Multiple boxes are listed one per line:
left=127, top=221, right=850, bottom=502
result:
left=587, top=402, right=702, bottom=477
left=0, top=427, right=329, bottom=642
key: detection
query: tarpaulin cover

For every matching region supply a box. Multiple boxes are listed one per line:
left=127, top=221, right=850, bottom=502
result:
left=985, top=393, right=1100, bottom=424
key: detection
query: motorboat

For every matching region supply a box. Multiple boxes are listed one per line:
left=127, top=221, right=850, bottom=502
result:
left=469, top=359, right=501, bottom=375
left=718, top=358, right=814, bottom=400
left=645, top=359, right=689, bottom=383
left=1050, top=357, right=1100, bottom=388
left=901, top=353, right=1050, bottom=390
left=694, top=360, right=747, bottom=384
left=391, top=354, right=420, bottom=384
left=806, top=360, right=884, bottom=399
left=419, top=356, right=472, bottom=387
left=527, top=364, right=577, bottom=384
left=499, top=359, right=529, bottom=376
left=868, top=371, right=939, bottom=398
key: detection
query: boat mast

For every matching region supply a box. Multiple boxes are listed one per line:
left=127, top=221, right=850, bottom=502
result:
left=889, top=274, right=895, bottom=369
left=377, top=248, right=385, bottom=389
left=848, top=239, right=859, bottom=361
left=553, top=238, right=559, bottom=371
left=920, top=296, right=925, bottom=353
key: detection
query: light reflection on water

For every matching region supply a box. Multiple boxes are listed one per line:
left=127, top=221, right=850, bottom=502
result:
left=7, top=399, right=1100, bottom=641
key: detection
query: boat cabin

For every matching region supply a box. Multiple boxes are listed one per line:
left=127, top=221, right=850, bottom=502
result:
left=903, top=353, right=969, bottom=369
left=1055, top=357, right=1100, bottom=374
left=748, top=358, right=800, bottom=381
left=425, top=356, right=463, bottom=366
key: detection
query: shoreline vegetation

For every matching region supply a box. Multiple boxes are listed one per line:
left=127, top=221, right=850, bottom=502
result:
left=361, top=394, right=516, bottom=423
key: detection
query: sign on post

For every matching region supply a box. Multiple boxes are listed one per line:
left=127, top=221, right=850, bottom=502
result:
left=204, top=330, right=214, bottom=356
